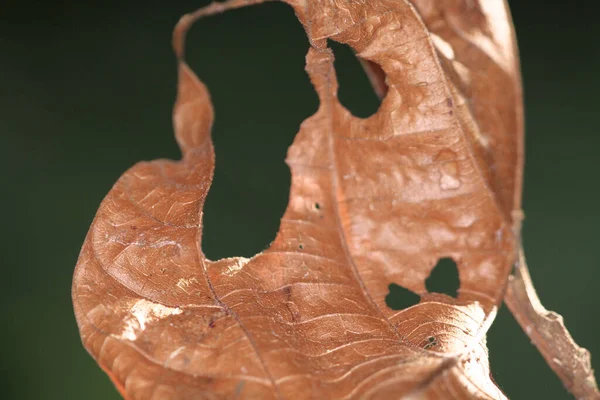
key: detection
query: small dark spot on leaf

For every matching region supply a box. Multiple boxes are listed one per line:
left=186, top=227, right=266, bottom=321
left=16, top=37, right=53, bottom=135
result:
left=282, top=285, right=292, bottom=299
left=385, top=283, right=420, bottom=310
left=426, top=257, right=460, bottom=298
left=314, top=202, right=321, bottom=210
left=424, top=336, right=438, bottom=350
left=130, top=225, right=137, bottom=230
left=298, top=243, right=304, bottom=250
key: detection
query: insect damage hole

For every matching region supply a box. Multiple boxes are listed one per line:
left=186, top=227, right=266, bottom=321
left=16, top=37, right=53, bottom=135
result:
left=385, top=283, right=420, bottom=310
left=328, top=41, right=382, bottom=118
left=425, top=257, right=460, bottom=298
left=191, top=3, right=318, bottom=259
left=424, top=336, right=438, bottom=350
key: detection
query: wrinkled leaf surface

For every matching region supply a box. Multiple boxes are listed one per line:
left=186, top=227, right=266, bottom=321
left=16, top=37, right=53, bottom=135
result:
left=73, top=0, right=523, bottom=398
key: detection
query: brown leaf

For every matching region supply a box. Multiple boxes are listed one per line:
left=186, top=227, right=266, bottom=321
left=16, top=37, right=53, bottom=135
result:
left=72, top=0, right=524, bottom=398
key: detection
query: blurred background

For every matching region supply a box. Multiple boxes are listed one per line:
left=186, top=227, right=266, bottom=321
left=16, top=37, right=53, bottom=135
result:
left=1, top=0, right=598, bottom=399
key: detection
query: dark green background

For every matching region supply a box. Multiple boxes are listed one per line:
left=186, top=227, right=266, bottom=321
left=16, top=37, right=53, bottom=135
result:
left=1, top=1, right=598, bottom=399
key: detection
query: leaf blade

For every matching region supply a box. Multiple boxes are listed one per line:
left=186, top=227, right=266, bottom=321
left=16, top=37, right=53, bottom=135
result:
left=73, top=1, right=525, bottom=398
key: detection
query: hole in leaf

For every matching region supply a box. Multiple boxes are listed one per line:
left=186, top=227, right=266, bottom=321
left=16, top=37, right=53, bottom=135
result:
left=314, top=202, right=321, bottom=210
left=329, top=41, right=382, bottom=118
left=425, top=257, right=460, bottom=298
left=424, top=336, right=438, bottom=350
left=298, top=244, right=304, bottom=250
left=385, top=283, right=420, bottom=310
left=187, top=4, right=318, bottom=259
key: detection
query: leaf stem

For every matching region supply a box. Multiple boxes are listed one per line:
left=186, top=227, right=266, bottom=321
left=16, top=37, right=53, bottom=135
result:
left=505, top=248, right=600, bottom=399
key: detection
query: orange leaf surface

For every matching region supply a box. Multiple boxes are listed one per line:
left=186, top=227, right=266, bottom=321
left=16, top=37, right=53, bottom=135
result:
left=72, top=0, right=524, bottom=398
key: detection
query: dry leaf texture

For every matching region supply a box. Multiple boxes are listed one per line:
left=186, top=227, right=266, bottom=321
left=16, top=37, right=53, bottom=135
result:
left=72, top=0, right=523, bottom=398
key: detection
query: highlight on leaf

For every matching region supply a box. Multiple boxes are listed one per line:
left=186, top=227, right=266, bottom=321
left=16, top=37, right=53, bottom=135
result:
left=71, top=0, right=598, bottom=399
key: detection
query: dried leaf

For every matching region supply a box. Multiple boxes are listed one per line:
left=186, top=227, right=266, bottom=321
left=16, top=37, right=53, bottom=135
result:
left=72, top=0, right=525, bottom=398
